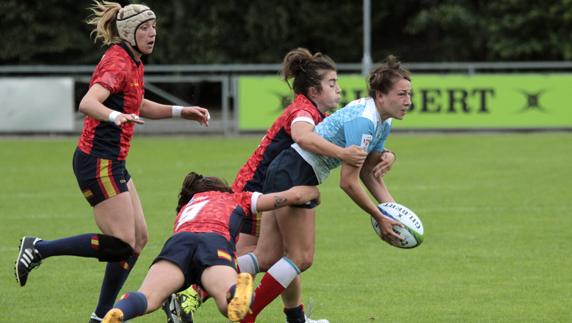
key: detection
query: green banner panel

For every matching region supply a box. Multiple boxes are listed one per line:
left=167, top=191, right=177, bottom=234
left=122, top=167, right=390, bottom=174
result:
left=238, top=74, right=572, bottom=130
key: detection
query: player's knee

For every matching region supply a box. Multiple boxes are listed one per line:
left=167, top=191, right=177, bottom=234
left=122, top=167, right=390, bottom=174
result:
left=97, top=234, right=135, bottom=262
left=298, top=258, right=313, bottom=272
left=134, top=231, right=148, bottom=253
left=293, top=252, right=314, bottom=272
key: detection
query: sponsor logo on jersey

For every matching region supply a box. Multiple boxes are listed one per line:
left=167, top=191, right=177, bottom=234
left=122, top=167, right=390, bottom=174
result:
left=360, top=134, right=373, bottom=150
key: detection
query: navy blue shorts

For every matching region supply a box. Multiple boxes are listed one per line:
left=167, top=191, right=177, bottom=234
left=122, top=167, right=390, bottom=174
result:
left=72, top=148, right=131, bottom=207
left=240, top=181, right=263, bottom=236
left=153, top=232, right=237, bottom=292
left=239, top=210, right=261, bottom=236
left=263, top=148, right=319, bottom=208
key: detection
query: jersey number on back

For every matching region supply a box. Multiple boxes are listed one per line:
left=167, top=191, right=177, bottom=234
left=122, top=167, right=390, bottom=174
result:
left=175, top=199, right=209, bottom=230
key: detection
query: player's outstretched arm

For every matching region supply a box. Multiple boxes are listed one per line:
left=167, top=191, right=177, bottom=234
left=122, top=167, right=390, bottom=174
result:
left=255, top=186, right=320, bottom=212
left=140, top=99, right=210, bottom=126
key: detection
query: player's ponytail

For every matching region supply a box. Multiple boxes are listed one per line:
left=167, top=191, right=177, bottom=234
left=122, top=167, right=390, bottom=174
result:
left=368, top=55, right=411, bottom=98
left=282, top=47, right=337, bottom=97
left=176, top=172, right=233, bottom=213
left=86, top=0, right=122, bottom=45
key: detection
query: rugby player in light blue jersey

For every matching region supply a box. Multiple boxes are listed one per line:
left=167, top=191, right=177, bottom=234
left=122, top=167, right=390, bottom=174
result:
left=239, top=55, right=412, bottom=322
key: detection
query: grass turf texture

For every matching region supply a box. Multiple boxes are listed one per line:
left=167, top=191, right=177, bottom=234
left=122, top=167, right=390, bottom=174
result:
left=1, top=133, right=571, bottom=322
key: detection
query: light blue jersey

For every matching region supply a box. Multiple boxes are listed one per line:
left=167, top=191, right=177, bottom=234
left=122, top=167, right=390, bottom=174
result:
left=292, top=97, right=392, bottom=183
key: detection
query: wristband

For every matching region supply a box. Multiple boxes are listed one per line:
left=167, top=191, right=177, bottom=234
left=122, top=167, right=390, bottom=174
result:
left=172, top=105, right=183, bottom=118
left=108, top=111, right=120, bottom=123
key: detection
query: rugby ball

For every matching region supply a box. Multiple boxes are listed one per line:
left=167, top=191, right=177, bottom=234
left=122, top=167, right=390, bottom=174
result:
left=371, top=202, right=424, bottom=249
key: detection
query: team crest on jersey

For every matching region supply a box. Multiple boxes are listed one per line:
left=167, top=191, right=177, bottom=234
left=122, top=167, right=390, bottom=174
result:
left=82, top=188, right=93, bottom=198
left=360, top=134, right=373, bottom=150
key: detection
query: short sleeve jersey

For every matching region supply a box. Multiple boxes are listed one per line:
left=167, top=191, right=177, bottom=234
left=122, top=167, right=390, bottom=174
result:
left=232, top=94, right=325, bottom=192
left=77, top=43, right=145, bottom=160
left=173, top=191, right=262, bottom=243
left=293, top=97, right=392, bottom=183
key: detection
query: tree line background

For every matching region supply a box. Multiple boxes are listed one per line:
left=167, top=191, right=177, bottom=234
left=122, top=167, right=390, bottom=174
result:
left=1, top=0, right=571, bottom=65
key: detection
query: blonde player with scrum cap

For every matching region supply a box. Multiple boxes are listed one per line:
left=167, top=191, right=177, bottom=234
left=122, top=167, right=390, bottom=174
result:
left=13, top=2, right=209, bottom=322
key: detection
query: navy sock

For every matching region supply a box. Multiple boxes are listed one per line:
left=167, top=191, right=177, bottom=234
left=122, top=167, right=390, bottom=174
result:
left=284, top=304, right=306, bottom=323
left=35, top=233, right=101, bottom=259
left=94, top=253, right=139, bottom=317
left=113, top=291, right=148, bottom=320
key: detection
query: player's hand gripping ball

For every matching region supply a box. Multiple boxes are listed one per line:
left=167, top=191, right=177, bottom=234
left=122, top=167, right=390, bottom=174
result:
left=371, top=202, right=424, bottom=249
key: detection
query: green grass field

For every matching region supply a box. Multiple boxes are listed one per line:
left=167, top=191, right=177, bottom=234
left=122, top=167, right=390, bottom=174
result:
left=1, top=133, right=571, bottom=322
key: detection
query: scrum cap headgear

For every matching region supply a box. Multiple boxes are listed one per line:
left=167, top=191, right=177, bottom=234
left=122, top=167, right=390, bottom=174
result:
left=116, top=4, right=156, bottom=49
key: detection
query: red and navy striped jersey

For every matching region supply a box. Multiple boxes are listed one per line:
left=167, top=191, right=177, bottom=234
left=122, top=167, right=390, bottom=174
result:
left=77, top=43, right=144, bottom=160
left=232, top=94, right=325, bottom=193
left=173, top=191, right=261, bottom=243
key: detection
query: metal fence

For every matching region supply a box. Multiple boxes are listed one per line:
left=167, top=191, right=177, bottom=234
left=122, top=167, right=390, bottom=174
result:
left=2, top=62, right=572, bottom=135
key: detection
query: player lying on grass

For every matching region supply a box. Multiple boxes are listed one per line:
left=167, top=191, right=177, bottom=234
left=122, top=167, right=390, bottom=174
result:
left=101, top=171, right=320, bottom=323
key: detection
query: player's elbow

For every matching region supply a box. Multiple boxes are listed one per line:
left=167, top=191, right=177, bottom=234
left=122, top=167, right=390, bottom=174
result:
left=301, top=187, right=320, bottom=204
left=78, top=97, right=90, bottom=114
left=291, top=190, right=305, bottom=204
left=293, top=188, right=316, bottom=204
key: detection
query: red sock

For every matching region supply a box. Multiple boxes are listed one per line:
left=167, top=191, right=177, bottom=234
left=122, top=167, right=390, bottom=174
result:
left=195, top=284, right=210, bottom=302
left=241, top=273, right=285, bottom=322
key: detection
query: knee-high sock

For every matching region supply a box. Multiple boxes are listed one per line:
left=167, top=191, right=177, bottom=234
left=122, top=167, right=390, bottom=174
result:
left=242, top=257, right=300, bottom=322
left=113, top=291, right=148, bottom=320
left=94, top=253, right=139, bottom=317
left=237, top=252, right=260, bottom=275
left=35, top=234, right=102, bottom=259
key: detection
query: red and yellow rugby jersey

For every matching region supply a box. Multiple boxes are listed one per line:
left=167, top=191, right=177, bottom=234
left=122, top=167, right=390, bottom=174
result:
left=173, top=191, right=261, bottom=243
left=231, top=94, right=325, bottom=193
left=78, top=43, right=144, bottom=160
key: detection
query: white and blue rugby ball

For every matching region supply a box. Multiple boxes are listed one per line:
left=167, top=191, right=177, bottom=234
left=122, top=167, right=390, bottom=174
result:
left=371, top=202, right=424, bottom=249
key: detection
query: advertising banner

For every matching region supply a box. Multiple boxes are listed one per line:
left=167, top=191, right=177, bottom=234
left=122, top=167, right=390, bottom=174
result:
left=238, top=74, right=572, bottom=130
left=0, top=77, right=75, bottom=132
